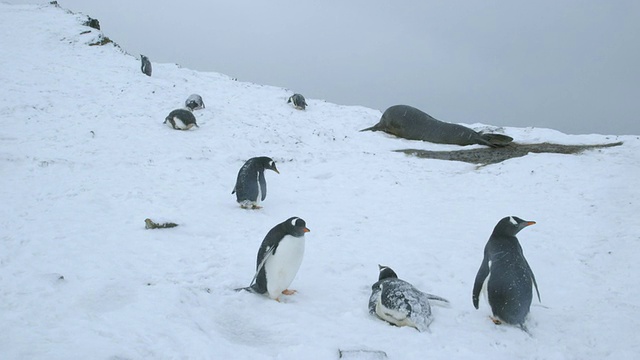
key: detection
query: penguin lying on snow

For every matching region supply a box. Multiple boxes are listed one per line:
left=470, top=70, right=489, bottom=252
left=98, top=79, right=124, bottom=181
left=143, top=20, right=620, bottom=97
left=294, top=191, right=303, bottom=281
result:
left=287, top=93, right=308, bottom=110
left=472, top=216, right=540, bottom=332
left=164, top=108, right=199, bottom=130
left=232, top=156, right=279, bottom=209
left=237, top=217, right=310, bottom=302
left=185, top=94, right=205, bottom=111
left=369, top=265, right=449, bottom=332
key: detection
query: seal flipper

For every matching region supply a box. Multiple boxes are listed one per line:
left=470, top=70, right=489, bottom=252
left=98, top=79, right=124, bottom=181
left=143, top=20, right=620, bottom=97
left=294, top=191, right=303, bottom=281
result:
left=480, top=133, right=513, bottom=147
left=360, top=123, right=384, bottom=132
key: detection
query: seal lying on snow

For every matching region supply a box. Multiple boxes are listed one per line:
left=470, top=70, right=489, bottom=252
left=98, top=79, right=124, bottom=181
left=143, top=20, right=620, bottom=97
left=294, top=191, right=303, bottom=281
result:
left=361, top=105, right=512, bottom=147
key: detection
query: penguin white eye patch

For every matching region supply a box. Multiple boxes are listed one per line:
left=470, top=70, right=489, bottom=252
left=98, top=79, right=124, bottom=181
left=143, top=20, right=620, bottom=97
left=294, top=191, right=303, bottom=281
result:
left=509, top=216, right=517, bottom=225
left=290, top=217, right=301, bottom=226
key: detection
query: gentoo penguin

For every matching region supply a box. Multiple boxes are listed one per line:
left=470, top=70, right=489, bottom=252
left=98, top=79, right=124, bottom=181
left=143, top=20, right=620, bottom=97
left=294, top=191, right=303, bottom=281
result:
left=232, top=156, right=279, bottom=209
left=287, top=93, right=308, bottom=110
left=472, top=216, right=540, bottom=331
left=237, top=217, right=310, bottom=301
left=368, top=265, right=449, bottom=332
left=140, top=54, right=152, bottom=76
left=164, top=108, right=199, bottom=130
left=185, top=94, right=205, bottom=111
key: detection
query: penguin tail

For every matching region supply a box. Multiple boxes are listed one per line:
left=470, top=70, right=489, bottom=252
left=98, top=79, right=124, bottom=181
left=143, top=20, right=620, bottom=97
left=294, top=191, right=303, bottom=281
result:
left=479, top=133, right=513, bottom=147
left=234, top=286, right=253, bottom=293
left=425, top=293, right=451, bottom=307
left=519, top=323, right=533, bottom=337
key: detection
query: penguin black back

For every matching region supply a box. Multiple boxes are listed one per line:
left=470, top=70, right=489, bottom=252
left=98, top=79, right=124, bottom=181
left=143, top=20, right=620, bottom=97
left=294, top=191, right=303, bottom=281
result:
left=232, top=156, right=279, bottom=209
left=140, top=54, right=152, bottom=76
left=472, top=216, right=540, bottom=328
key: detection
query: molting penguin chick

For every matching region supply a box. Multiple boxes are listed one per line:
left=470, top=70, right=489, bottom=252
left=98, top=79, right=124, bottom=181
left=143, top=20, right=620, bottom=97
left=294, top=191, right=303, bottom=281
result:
left=368, top=265, right=449, bottom=332
left=232, top=156, right=279, bottom=209
left=185, top=94, right=205, bottom=111
left=140, top=54, right=152, bottom=76
left=164, top=108, right=199, bottom=130
left=287, top=93, right=308, bottom=110
left=238, top=217, right=310, bottom=301
left=472, top=216, right=540, bottom=331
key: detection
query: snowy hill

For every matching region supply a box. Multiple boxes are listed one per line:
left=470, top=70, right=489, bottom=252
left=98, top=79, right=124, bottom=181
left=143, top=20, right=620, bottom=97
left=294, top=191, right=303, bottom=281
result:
left=1, top=3, right=639, bottom=359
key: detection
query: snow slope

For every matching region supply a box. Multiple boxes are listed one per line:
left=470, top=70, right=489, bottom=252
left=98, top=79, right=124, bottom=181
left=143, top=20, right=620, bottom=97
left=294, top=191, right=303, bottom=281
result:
left=1, top=3, right=639, bottom=359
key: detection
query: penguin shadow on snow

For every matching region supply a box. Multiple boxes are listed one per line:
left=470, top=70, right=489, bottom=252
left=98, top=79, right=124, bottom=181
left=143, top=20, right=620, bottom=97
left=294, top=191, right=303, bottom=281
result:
left=235, top=217, right=310, bottom=303
left=368, top=265, right=450, bottom=332
left=472, top=216, right=541, bottom=336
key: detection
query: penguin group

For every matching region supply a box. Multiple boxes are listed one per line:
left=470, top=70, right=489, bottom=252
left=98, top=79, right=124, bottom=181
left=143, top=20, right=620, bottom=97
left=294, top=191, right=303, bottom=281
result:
left=134, top=54, right=541, bottom=334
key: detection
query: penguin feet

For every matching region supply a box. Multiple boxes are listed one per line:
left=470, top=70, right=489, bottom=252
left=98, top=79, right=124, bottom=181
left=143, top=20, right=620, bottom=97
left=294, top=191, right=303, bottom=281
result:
left=281, top=289, right=297, bottom=295
left=490, top=316, right=502, bottom=325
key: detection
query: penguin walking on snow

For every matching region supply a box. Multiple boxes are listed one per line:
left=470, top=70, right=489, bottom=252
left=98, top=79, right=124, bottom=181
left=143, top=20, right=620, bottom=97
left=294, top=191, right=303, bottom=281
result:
left=164, top=108, right=199, bottom=130
left=369, top=265, right=449, bottom=332
left=185, top=94, right=205, bottom=111
left=237, top=217, right=310, bottom=301
left=232, top=156, right=279, bottom=209
left=287, top=93, right=308, bottom=110
left=140, top=54, right=152, bottom=76
left=472, top=216, right=540, bottom=331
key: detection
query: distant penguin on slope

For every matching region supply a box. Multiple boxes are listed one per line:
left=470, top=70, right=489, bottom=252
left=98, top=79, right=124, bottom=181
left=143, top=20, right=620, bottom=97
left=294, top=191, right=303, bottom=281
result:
left=237, top=217, right=310, bottom=301
left=287, top=93, right=308, bottom=110
left=164, top=108, right=199, bottom=130
left=472, top=216, right=540, bottom=332
left=140, top=54, right=152, bottom=76
left=369, top=265, right=449, bottom=332
left=185, top=94, right=205, bottom=111
left=232, top=156, right=279, bottom=209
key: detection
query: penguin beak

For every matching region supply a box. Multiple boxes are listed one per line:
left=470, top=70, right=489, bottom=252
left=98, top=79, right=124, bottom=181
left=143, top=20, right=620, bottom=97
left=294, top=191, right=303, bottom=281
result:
left=525, top=221, right=536, bottom=226
left=303, top=227, right=310, bottom=233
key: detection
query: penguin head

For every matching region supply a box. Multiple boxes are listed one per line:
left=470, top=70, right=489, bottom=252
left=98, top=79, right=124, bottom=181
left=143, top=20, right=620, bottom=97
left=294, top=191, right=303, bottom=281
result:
left=258, top=156, right=280, bottom=174
left=185, top=101, right=198, bottom=111
left=284, top=217, right=310, bottom=237
left=377, top=264, right=398, bottom=281
left=494, top=216, right=536, bottom=237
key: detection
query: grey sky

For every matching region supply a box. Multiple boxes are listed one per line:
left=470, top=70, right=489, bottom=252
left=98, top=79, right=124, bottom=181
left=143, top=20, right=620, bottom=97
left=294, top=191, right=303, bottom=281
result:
left=12, top=0, right=640, bottom=135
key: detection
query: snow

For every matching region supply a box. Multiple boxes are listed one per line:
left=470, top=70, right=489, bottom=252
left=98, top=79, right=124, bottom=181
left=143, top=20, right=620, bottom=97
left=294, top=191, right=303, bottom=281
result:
left=1, top=3, right=640, bottom=359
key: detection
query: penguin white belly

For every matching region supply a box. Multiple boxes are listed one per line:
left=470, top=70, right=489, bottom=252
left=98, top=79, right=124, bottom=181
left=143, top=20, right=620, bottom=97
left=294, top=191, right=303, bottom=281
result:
left=481, top=260, right=492, bottom=305
left=264, top=235, right=305, bottom=299
left=170, top=116, right=188, bottom=130
left=255, top=171, right=262, bottom=205
left=375, top=294, right=415, bottom=329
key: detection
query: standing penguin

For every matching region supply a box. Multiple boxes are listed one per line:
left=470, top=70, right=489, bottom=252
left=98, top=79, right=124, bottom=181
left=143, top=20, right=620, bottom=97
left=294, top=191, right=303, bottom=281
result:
left=185, top=94, right=205, bottom=111
left=164, top=108, right=199, bottom=130
left=237, top=217, right=310, bottom=301
left=232, top=156, right=279, bottom=209
left=140, top=54, right=152, bottom=76
left=287, top=93, right=308, bottom=110
left=369, top=265, right=449, bottom=332
left=472, top=216, right=540, bottom=331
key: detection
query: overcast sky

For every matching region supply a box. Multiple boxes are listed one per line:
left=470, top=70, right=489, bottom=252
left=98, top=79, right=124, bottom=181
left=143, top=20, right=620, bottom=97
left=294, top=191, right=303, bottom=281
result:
left=12, top=0, right=640, bottom=135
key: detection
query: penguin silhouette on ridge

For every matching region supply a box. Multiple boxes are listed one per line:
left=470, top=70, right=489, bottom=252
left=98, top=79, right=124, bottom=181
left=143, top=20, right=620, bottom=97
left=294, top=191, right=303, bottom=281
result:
left=232, top=156, right=279, bottom=209
left=369, top=265, right=449, bottom=332
left=237, top=217, right=310, bottom=301
left=472, top=216, right=540, bottom=332
left=287, top=94, right=308, bottom=110
left=140, top=54, right=152, bottom=76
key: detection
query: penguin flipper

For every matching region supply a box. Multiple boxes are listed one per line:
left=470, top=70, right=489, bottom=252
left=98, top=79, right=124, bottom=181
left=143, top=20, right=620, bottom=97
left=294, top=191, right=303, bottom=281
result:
left=259, top=171, right=267, bottom=201
left=424, top=293, right=450, bottom=306
left=360, top=123, right=382, bottom=132
left=472, top=257, right=490, bottom=309
left=531, top=269, right=541, bottom=303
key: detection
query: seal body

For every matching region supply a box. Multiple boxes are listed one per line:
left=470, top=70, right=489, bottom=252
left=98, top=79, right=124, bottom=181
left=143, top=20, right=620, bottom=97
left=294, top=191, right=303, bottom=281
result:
left=232, top=156, right=279, bottom=209
left=369, top=265, right=449, bottom=332
left=245, top=217, right=310, bottom=301
left=361, top=105, right=512, bottom=147
left=140, top=54, right=152, bottom=76
left=185, top=94, right=205, bottom=111
left=287, top=94, right=308, bottom=110
left=164, top=109, right=198, bottom=130
left=472, top=216, right=540, bottom=329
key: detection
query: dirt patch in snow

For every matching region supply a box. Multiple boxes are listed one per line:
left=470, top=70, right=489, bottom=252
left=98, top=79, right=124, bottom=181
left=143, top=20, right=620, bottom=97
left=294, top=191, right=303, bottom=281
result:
left=396, top=141, right=623, bottom=165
